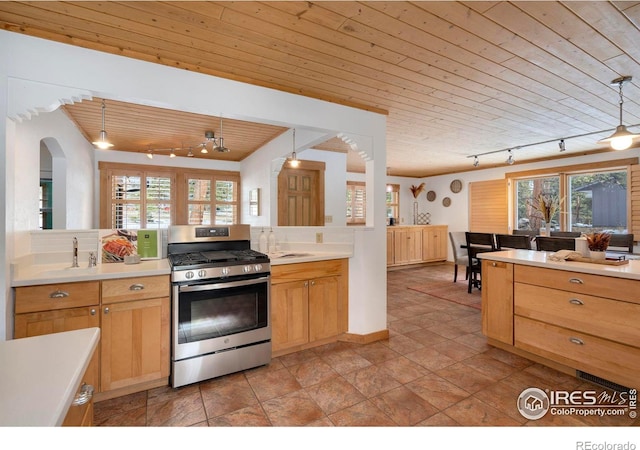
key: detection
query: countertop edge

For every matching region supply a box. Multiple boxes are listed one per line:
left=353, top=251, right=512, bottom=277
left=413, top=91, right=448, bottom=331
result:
left=479, top=249, right=640, bottom=280
left=268, top=252, right=353, bottom=265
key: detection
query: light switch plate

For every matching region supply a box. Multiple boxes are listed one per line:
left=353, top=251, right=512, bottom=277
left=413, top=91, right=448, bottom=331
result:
left=316, top=232, right=323, bottom=243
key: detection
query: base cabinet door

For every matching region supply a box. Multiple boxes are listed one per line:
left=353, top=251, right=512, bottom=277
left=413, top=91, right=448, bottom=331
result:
left=100, top=297, right=170, bottom=392
left=14, top=307, right=100, bottom=393
left=271, top=280, right=309, bottom=353
left=308, top=275, right=346, bottom=342
left=481, top=260, right=514, bottom=345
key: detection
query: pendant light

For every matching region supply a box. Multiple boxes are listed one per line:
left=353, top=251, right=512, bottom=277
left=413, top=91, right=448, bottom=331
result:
left=289, top=128, right=300, bottom=167
left=506, top=149, right=515, bottom=165
left=213, top=117, right=230, bottom=152
left=598, top=76, right=640, bottom=151
left=92, top=99, right=114, bottom=149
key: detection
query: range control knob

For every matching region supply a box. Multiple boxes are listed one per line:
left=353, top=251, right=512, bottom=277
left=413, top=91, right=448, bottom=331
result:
left=185, top=271, right=194, bottom=279
left=254, top=264, right=263, bottom=272
left=221, top=267, right=230, bottom=276
left=243, top=265, right=253, bottom=273
left=198, top=270, right=207, bottom=278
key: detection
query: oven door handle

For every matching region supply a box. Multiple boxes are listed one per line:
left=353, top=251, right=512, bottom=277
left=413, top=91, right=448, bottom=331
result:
left=178, top=276, right=270, bottom=293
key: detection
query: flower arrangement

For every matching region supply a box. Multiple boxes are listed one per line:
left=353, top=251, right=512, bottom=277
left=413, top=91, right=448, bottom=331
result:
left=409, top=182, right=425, bottom=199
left=529, top=193, right=561, bottom=223
left=586, top=232, right=610, bottom=251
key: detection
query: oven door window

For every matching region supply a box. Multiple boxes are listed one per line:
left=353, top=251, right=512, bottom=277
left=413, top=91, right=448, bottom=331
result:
left=177, top=279, right=268, bottom=345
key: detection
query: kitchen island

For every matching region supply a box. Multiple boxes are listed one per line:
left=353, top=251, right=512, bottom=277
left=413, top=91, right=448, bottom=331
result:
left=0, top=327, right=100, bottom=426
left=479, top=249, right=640, bottom=390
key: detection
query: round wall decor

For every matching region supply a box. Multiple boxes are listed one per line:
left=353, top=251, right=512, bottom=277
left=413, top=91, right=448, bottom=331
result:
left=426, top=190, right=436, bottom=202
left=442, top=197, right=451, bottom=207
left=450, top=179, right=463, bottom=193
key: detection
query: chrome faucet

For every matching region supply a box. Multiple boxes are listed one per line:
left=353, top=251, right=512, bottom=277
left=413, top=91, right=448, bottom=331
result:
left=72, top=237, right=79, bottom=268
left=88, top=252, right=97, bottom=268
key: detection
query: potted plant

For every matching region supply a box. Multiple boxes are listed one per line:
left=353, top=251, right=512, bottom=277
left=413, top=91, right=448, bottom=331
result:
left=586, top=232, right=610, bottom=260
left=529, top=193, right=561, bottom=236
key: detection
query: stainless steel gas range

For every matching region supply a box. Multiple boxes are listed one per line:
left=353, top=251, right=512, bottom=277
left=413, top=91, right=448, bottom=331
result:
left=167, top=224, right=271, bottom=388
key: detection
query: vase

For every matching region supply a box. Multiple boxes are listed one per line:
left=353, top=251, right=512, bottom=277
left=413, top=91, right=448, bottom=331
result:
left=589, top=250, right=606, bottom=260
left=413, top=201, right=418, bottom=225
left=545, top=223, right=551, bottom=237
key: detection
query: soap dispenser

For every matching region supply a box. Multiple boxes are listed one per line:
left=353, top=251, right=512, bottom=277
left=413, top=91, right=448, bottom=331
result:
left=268, top=228, right=277, bottom=253
left=259, top=228, right=268, bottom=253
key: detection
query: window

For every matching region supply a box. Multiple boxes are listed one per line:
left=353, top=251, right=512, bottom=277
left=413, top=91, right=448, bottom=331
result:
left=511, top=164, right=629, bottom=234
left=108, top=170, right=173, bottom=229
left=99, top=162, right=240, bottom=228
left=386, top=184, right=400, bottom=222
left=346, top=181, right=366, bottom=225
left=514, top=176, right=560, bottom=232
left=186, top=175, right=239, bottom=225
left=39, top=179, right=52, bottom=229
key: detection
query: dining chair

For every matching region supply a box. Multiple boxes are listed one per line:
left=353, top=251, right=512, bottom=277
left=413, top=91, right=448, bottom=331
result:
left=448, top=231, right=469, bottom=283
left=550, top=231, right=581, bottom=238
left=608, top=233, right=634, bottom=254
left=512, top=229, right=537, bottom=242
left=495, top=233, right=531, bottom=250
left=465, top=232, right=496, bottom=293
left=535, top=236, right=576, bottom=252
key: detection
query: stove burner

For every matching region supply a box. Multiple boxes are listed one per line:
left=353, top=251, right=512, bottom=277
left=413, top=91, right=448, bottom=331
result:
left=169, top=249, right=269, bottom=269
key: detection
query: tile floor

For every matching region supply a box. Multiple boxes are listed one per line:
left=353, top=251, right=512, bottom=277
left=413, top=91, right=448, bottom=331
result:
left=93, top=264, right=639, bottom=427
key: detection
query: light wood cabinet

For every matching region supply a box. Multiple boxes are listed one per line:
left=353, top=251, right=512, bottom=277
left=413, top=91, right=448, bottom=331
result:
left=480, top=260, right=513, bottom=345
left=14, top=274, right=170, bottom=399
left=62, top=382, right=94, bottom=427
left=483, top=260, right=640, bottom=389
left=100, top=276, right=170, bottom=393
left=387, top=225, right=448, bottom=266
left=422, top=225, right=448, bottom=261
left=14, top=282, right=100, bottom=392
left=271, top=259, right=348, bottom=356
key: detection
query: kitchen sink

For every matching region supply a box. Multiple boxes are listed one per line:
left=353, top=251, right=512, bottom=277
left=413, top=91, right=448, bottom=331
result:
left=268, top=252, right=313, bottom=259
left=39, top=266, right=99, bottom=277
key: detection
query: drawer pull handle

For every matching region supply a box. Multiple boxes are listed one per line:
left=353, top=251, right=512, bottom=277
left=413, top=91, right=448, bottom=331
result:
left=72, top=383, right=94, bottom=406
left=568, top=278, right=584, bottom=284
left=129, top=284, right=145, bottom=291
left=569, top=298, right=584, bottom=306
left=492, top=262, right=497, bottom=267
left=49, top=290, right=69, bottom=298
left=569, top=337, right=584, bottom=345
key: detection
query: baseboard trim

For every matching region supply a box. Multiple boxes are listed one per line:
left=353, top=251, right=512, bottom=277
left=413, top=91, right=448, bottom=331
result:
left=340, top=329, right=389, bottom=344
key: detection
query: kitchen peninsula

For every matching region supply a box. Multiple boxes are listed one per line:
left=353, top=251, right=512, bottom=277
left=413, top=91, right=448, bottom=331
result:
left=479, top=249, right=640, bottom=390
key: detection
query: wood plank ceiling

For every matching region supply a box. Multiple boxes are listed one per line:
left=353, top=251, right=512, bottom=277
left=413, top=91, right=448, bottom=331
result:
left=1, top=1, right=640, bottom=177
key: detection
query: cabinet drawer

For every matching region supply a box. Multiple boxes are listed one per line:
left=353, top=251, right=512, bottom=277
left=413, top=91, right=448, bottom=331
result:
left=514, top=265, right=639, bottom=304
left=515, top=283, right=640, bottom=347
left=271, top=259, right=346, bottom=284
left=101, top=275, right=169, bottom=304
left=515, top=316, right=640, bottom=389
left=15, top=281, right=100, bottom=314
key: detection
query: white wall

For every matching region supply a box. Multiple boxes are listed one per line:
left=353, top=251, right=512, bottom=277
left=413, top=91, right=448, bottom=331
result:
left=0, top=30, right=388, bottom=341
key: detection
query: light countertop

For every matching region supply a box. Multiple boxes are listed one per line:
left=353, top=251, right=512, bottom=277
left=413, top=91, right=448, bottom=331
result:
left=11, top=258, right=171, bottom=287
left=479, top=249, right=640, bottom=281
left=0, top=328, right=100, bottom=426
left=268, top=250, right=353, bottom=265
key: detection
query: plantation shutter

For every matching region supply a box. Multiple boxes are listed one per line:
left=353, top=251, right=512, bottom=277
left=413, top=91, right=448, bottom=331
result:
left=630, top=164, right=640, bottom=240
left=469, top=179, right=508, bottom=233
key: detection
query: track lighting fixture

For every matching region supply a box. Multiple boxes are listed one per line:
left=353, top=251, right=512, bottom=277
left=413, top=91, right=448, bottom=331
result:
left=92, top=99, right=114, bottom=149
left=146, top=149, right=153, bottom=159
left=473, top=156, right=479, bottom=167
left=598, top=76, right=640, bottom=151
left=506, top=149, right=515, bottom=165
left=169, top=149, right=176, bottom=158
left=187, top=148, right=194, bottom=157
left=558, top=139, right=566, bottom=152
left=213, top=117, right=230, bottom=152
left=289, top=128, right=300, bottom=168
